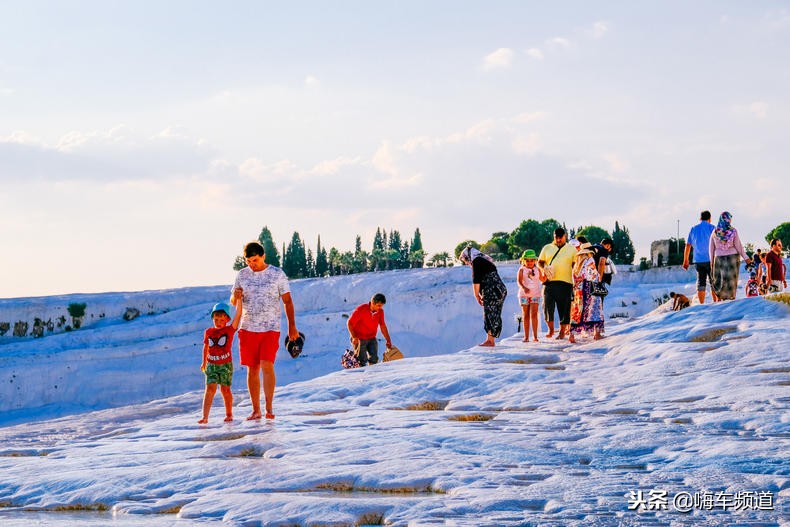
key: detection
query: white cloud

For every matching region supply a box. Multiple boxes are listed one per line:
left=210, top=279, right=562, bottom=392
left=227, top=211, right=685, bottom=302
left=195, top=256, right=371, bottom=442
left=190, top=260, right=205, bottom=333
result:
left=305, top=75, right=319, bottom=86
left=748, top=101, right=768, bottom=119
left=525, top=48, right=544, bottom=60
left=210, top=90, right=244, bottom=105
left=512, top=134, right=543, bottom=156
left=512, top=112, right=548, bottom=124
left=239, top=158, right=297, bottom=183
left=733, top=101, right=768, bottom=119
left=546, top=37, right=572, bottom=50
left=766, top=8, right=790, bottom=30
left=310, top=156, right=361, bottom=176
left=483, top=48, right=514, bottom=70
left=590, top=21, right=609, bottom=39
left=567, top=159, right=593, bottom=171
left=0, top=130, right=40, bottom=145
left=602, top=153, right=630, bottom=173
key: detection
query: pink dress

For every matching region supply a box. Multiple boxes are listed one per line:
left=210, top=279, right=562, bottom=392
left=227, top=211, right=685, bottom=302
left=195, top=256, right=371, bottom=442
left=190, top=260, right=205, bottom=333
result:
left=518, top=265, right=542, bottom=302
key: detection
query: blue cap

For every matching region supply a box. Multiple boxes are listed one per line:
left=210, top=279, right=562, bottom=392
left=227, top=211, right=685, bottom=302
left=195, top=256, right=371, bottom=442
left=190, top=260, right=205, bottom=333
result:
left=211, top=302, right=232, bottom=317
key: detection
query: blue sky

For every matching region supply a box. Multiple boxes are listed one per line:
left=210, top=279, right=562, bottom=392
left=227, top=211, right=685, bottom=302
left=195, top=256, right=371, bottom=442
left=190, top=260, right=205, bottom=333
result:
left=2, top=1, right=788, bottom=297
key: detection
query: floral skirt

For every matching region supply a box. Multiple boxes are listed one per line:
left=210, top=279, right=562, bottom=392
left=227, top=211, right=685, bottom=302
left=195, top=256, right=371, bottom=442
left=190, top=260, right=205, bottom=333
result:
left=712, top=254, right=740, bottom=300
left=570, top=279, right=604, bottom=337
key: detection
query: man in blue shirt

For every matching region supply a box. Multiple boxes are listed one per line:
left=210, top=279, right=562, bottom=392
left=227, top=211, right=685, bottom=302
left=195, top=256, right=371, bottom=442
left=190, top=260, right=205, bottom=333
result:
left=682, top=210, right=719, bottom=304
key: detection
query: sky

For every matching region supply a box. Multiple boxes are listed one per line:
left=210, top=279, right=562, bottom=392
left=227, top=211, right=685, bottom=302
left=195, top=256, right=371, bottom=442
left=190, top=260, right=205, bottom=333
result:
left=2, top=1, right=789, bottom=298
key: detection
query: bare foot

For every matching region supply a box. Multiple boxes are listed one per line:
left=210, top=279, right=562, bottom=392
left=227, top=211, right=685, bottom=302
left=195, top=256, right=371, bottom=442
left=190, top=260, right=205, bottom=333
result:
left=568, top=334, right=576, bottom=343
left=533, top=338, right=539, bottom=342
left=246, top=412, right=262, bottom=421
left=265, top=412, right=275, bottom=420
left=555, top=333, right=566, bottom=340
left=197, top=418, right=208, bottom=424
left=545, top=332, right=554, bottom=338
left=522, top=338, right=529, bottom=342
left=224, top=415, right=234, bottom=422
left=478, top=340, right=495, bottom=347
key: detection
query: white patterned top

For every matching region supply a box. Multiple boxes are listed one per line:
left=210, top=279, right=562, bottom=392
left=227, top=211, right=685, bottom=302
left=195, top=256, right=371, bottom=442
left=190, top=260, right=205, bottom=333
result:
left=232, top=265, right=290, bottom=332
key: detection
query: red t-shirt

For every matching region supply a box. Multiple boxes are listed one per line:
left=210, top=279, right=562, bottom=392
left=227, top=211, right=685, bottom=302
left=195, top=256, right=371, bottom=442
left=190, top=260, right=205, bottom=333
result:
left=348, top=303, right=385, bottom=340
left=764, top=251, right=785, bottom=281
left=203, top=325, right=236, bottom=365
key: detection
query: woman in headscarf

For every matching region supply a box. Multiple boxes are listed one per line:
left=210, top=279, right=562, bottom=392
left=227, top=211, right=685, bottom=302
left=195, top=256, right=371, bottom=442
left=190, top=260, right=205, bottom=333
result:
left=709, top=211, right=752, bottom=301
left=568, top=242, right=604, bottom=343
left=459, top=246, right=508, bottom=347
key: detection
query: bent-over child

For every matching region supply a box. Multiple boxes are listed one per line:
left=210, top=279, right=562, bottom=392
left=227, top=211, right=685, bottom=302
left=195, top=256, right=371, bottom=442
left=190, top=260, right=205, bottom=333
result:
left=199, top=291, right=242, bottom=424
left=517, top=249, right=542, bottom=342
left=670, top=292, right=690, bottom=311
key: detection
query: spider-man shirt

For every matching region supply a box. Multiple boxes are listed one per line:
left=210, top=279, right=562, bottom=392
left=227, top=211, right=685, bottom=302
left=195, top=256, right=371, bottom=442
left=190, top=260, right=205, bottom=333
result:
left=203, top=325, right=236, bottom=365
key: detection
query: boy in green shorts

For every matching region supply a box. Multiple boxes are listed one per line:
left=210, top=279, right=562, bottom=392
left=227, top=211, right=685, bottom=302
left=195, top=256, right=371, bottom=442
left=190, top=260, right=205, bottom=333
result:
left=199, top=292, right=243, bottom=424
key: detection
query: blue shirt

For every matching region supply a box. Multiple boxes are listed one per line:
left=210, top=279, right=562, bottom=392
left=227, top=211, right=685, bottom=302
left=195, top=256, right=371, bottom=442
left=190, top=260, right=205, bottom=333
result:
left=687, top=221, right=715, bottom=263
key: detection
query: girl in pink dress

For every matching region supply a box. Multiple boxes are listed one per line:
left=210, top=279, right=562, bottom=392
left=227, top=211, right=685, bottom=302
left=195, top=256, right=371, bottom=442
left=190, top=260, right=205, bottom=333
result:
left=517, top=249, right=543, bottom=342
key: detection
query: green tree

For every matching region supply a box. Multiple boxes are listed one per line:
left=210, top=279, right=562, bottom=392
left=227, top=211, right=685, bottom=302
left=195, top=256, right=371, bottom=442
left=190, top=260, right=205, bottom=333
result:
left=315, top=236, right=329, bottom=277
left=233, top=255, right=246, bottom=271
left=667, top=238, right=686, bottom=266
left=507, top=218, right=560, bottom=257
left=430, top=252, right=450, bottom=267
left=369, top=248, right=385, bottom=272
left=355, top=235, right=363, bottom=255
left=411, top=228, right=423, bottom=252
left=454, top=240, right=480, bottom=259
left=327, top=247, right=340, bottom=276
left=409, top=249, right=426, bottom=268
left=283, top=232, right=307, bottom=278
left=766, top=222, right=790, bottom=255
left=385, top=248, right=400, bottom=269
left=577, top=225, right=611, bottom=245
left=388, top=230, right=405, bottom=268
left=352, top=249, right=369, bottom=274
left=373, top=228, right=384, bottom=252
left=483, top=232, right=509, bottom=260
left=611, top=222, right=636, bottom=265
left=257, top=226, right=281, bottom=267
left=306, top=248, right=315, bottom=278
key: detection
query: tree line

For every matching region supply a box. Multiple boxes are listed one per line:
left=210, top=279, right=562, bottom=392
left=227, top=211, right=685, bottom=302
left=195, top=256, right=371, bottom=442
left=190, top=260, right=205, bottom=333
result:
left=454, top=218, right=636, bottom=265
left=233, top=227, right=426, bottom=278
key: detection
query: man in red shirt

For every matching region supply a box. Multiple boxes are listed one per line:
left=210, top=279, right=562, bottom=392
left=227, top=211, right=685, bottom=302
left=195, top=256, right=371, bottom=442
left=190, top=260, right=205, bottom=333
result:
left=765, top=238, right=787, bottom=293
left=347, top=293, right=393, bottom=367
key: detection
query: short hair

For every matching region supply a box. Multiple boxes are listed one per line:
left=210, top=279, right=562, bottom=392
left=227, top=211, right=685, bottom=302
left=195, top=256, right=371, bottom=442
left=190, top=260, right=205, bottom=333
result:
left=701, top=210, right=711, bottom=221
left=601, top=237, right=614, bottom=248
left=554, top=227, right=566, bottom=238
left=243, top=242, right=264, bottom=258
left=770, top=238, right=780, bottom=247
left=669, top=292, right=676, bottom=297
left=576, top=235, right=588, bottom=244
left=371, top=293, right=387, bottom=304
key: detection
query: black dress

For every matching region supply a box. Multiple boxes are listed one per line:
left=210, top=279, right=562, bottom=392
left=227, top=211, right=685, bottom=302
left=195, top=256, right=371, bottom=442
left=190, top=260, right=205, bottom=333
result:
left=472, top=257, right=508, bottom=338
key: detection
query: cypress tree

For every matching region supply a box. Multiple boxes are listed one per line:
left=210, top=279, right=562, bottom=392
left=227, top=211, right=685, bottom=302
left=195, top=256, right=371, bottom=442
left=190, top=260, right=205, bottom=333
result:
left=257, top=226, right=280, bottom=267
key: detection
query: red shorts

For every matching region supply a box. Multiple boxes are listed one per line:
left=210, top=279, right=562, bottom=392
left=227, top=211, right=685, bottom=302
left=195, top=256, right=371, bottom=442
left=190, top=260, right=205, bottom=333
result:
left=238, top=330, right=280, bottom=365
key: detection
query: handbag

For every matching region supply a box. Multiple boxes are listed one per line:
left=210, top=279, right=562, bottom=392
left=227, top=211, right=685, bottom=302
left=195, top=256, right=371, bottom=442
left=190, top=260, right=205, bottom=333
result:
left=341, top=349, right=360, bottom=369
left=591, top=281, right=609, bottom=297
left=383, top=346, right=404, bottom=362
